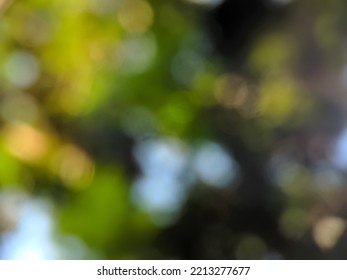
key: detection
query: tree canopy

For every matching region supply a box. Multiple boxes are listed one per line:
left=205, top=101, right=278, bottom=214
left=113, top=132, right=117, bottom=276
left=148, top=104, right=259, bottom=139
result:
left=1, top=0, right=347, bottom=259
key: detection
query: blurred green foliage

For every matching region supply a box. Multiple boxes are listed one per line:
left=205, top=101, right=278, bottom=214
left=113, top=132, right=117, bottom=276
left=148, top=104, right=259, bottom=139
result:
left=1, top=0, right=347, bottom=259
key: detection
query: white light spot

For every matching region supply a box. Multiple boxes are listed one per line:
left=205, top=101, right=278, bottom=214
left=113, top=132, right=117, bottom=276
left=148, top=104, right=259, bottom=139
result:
left=332, top=127, right=347, bottom=169
left=0, top=191, right=97, bottom=259
left=132, top=138, right=190, bottom=223
left=4, top=51, right=40, bottom=88
left=193, top=142, right=237, bottom=188
left=1, top=199, right=58, bottom=260
left=134, top=138, right=187, bottom=178
left=132, top=176, right=185, bottom=213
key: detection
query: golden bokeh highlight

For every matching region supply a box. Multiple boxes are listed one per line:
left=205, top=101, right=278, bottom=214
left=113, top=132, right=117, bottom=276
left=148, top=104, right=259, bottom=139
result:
left=313, top=216, right=346, bottom=251
left=50, top=144, right=95, bottom=189
left=2, top=123, right=52, bottom=164
left=118, top=0, right=154, bottom=35
left=214, top=74, right=250, bottom=109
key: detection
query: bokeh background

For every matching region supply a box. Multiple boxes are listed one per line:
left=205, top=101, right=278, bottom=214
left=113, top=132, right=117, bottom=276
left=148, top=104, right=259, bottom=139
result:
left=1, top=0, right=347, bottom=259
